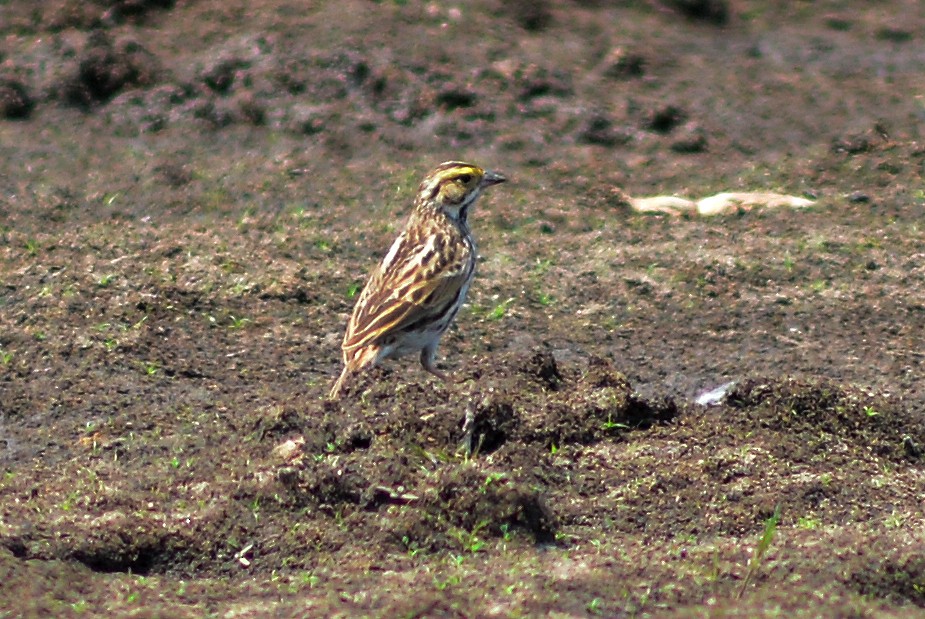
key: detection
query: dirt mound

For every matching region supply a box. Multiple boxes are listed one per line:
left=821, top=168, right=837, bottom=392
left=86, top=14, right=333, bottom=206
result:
left=62, top=32, right=160, bottom=108
left=725, top=376, right=924, bottom=463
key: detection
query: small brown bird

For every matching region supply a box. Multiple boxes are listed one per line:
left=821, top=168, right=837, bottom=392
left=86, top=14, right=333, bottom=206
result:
left=329, top=161, right=506, bottom=399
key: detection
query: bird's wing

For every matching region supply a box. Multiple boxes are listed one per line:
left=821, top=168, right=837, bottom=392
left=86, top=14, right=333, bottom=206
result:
left=342, top=230, right=471, bottom=353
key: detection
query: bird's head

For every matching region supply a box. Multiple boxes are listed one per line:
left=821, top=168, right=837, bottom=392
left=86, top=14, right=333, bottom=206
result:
left=414, top=161, right=506, bottom=223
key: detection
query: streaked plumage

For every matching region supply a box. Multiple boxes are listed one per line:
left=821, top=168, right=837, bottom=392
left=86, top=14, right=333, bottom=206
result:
left=329, top=161, right=506, bottom=399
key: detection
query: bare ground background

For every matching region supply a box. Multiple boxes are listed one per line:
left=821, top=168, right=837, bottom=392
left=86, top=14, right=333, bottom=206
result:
left=1, top=0, right=924, bottom=616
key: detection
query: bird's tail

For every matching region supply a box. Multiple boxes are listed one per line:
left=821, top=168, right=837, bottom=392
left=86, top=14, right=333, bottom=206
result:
left=328, top=366, right=352, bottom=400
left=328, top=346, right=380, bottom=400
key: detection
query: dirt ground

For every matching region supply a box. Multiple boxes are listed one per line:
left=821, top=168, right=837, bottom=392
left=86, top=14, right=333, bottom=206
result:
left=1, top=0, right=924, bottom=616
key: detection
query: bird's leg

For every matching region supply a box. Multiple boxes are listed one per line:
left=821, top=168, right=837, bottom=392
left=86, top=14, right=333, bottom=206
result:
left=421, top=345, right=476, bottom=455
left=420, top=345, right=448, bottom=381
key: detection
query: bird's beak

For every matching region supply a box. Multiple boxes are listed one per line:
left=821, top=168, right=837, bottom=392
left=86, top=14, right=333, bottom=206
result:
left=481, top=170, right=507, bottom=187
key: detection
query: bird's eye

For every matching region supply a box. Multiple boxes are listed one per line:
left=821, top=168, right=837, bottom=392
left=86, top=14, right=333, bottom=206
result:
left=457, top=174, right=472, bottom=184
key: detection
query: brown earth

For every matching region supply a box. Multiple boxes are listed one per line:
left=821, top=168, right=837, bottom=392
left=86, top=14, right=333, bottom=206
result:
left=1, top=0, right=925, bottom=617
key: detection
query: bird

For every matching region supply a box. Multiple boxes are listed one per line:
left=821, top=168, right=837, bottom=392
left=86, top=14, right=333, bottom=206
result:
left=329, top=161, right=506, bottom=400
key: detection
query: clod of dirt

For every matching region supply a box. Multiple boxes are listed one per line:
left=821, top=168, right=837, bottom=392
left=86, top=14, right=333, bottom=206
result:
left=393, top=465, right=557, bottom=549
left=252, top=405, right=309, bottom=442
left=62, top=33, right=159, bottom=107
left=301, top=460, right=370, bottom=507
left=287, top=104, right=330, bottom=135
left=875, top=27, right=913, bottom=43
left=234, top=92, right=267, bottom=125
left=523, top=349, right=563, bottom=391
left=832, top=125, right=892, bottom=154
left=45, top=2, right=106, bottom=30
left=337, top=422, right=374, bottom=452
left=435, top=87, right=477, bottom=110
left=725, top=376, right=925, bottom=463
left=505, top=0, right=553, bottom=31
left=516, top=64, right=573, bottom=101
left=581, top=356, right=631, bottom=390
left=201, top=58, right=247, bottom=94
left=45, top=0, right=176, bottom=29
left=153, top=160, right=193, bottom=188
left=189, top=97, right=237, bottom=128
left=832, top=121, right=892, bottom=155
left=624, top=393, right=679, bottom=428
left=601, top=47, right=646, bottom=80
left=103, top=0, right=177, bottom=23
left=0, top=78, right=34, bottom=119
left=903, top=436, right=922, bottom=459
left=577, top=113, right=630, bottom=147
left=470, top=395, right=519, bottom=454
left=645, top=104, right=687, bottom=134
left=533, top=357, right=678, bottom=445
left=271, top=437, right=306, bottom=465
left=666, top=0, right=730, bottom=24
left=670, top=121, right=708, bottom=153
